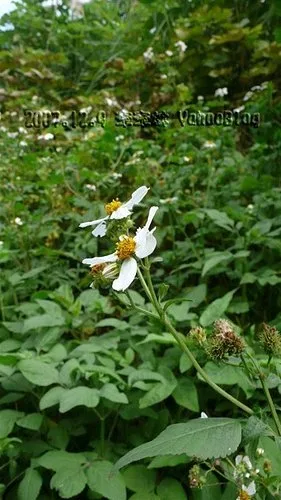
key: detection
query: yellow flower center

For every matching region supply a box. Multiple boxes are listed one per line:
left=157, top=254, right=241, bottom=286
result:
left=116, top=236, right=136, bottom=260
left=105, top=198, right=122, bottom=215
left=238, top=491, right=250, bottom=500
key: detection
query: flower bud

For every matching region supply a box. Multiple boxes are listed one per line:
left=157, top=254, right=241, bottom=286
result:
left=206, top=319, right=244, bottom=360
left=258, top=323, right=281, bottom=356
left=189, top=326, right=207, bottom=345
left=263, top=459, right=272, bottom=473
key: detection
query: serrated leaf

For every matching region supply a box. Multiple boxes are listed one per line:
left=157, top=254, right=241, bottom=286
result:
left=115, top=418, right=241, bottom=470
left=50, top=466, right=87, bottom=498
left=18, top=468, right=42, bottom=500
left=199, top=290, right=237, bottom=327
left=86, top=460, right=126, bottom=500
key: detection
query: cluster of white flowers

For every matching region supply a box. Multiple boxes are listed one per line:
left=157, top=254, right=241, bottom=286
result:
left=105, top=97, right=119, bottom=107
left=80, top=186, right=159, bottom=292
left=14, top=217, right=23, bottom=226
left=143, top=47, right=154, bottom=62
left=165, top=50, right=173, bottom=57
left=175, top=40, right=187, bottom=53
left=85, top=184, right=96, bottom=192
left=214, top=87, right=228, bottom=98
left=234, top=455, right=258, bottom=499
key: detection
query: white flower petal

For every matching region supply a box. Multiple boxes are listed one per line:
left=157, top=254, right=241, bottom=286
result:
left=243, top=456, right=252, bottom=470
left=82, top=253, right=118, bottom=266
left=92, top=221, right=107, bottom=237
left=144, top=205, right=158, bottom=230
left=110, top=206, right=131, bottom=220
left=235, top=455, right=243, bottom=466
left=123, top=186, right=149, bottom=210
left=200, top=412, right=208, bottom=418
left=243, top=481, right=256, bottom=495
left=135, top=229, right=157, bottom=259
left=79, top=216, right=108, bottom=228
left=112, top=257, right=138, bottom=291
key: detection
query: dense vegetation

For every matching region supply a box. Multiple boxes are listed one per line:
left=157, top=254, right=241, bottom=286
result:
left=0, top=0, right=281, bottom=499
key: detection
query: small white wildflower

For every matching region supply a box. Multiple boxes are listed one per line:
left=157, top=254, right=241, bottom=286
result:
left=105, top=97, right=118, bottom=107
left=255, top=468, right=260, bottom=474
left=0, top=241, right=4, bottom=247
left=38, top=133, right=54, bottom=140
left=233, top=105, right=245, bottom=113
left=160, top=74, right=168, bottom=80
left=85, top=184, right=97, bottom=192
left=7, top=132, right=18, bottom=138
left=14, top=217, right=23, bottom=226
left=149, top=26, right=156, bottom=34
left=197, top=95, right=204, bottom=101
left=203, top=140, right=216, bottom=149
left=165, top=50, right=173, bottom=57
left=245, top=472, right=250, bottom=478
left=200, top=412, right=208, bottom=418
left=235, top=455, right=252, bottom=470
left=236, top=481, right=256, bottom=499
left=56, top=147, right=62, bottom=152
left=243, top=90, right=253, bottom=101
left=175, top=40, right=187, bottom=53
left=115, top=135, right=124, bottom=142
left=18, top=127, right=27, bottom=134
left=32, top=95, right=39, bottom=102
left=19, top=141, right=27, bottom=147
left=256, top=448, right=264, bottom=456
left=183, top=156, right=191, bottom=162
left=10, top=111, right=17, bottom=117
left=82, top=206, right=158, bottom=291
left=214, top=87, right=228, bottom=97
left=112, top=172, right=122, bottom=179
left=80, top=186, right=149, bottom=237
left=143, top=47, right=154, bottom=62
left=0, top=126, right=7, bottom=132
left=246, top=204, right=254, bottom=213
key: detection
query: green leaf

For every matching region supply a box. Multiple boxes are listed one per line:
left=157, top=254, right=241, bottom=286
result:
left=50, top=466, right=87, bottom=498
left=157, top=478, right=186, bottom=500
left=40, top=386, right=66, bottom=410
left=172, top=377, right=199, bottom=412
left=100, top=383, right=128, bottom=404
left=86, top=460, right=126, bottom=500
left=18, top=359, right=59, bottom=386
left=202, top=252, right=232, bottom=277
left=23, top=313, right=65, bottom=333
left=148, top=455, right=190, bottom=468
left=130, top=494, right=160, bottom=500
left=199, top=290, right=237, bottom=327
left=139, top=367, right=177, bottom=409
left=37, top=450, right=87, bottom=471
left=17, top=413, right=43, bottom=430
left=123, top=464, right=156, bottom=493
left=137, top=333, right=176, bottom=346
left=18, top=468, right=42, bottom=500
left=59, top=387, right=100, bottom=413
left=115, top=418, right=242, bottom=470
left=204, top=209, right=234, bottom=231
left=0, top=409, right=24, bottom=438
left=179, top=353, right=193, bottom=373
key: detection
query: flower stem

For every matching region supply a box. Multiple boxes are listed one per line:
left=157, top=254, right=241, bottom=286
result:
left=139, top=261, right=253, bottom=416
left=246, top=352, right=281, bottom=436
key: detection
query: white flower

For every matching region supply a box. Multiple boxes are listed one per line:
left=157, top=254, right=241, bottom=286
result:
left=105, top=97, right=118, bottom=107
left=165, top=50, right=173, bottom=57
left=0, top=126, right=7, bottom=132
left=20, top=141, right=27, bottom=147
left=233, top=105, right=245, bottom=113
left=246, top=204, right=254, bottom=213
left=38, top=133, right=54, bottom=140
left=197, top=95, right=204, bottom=101
left=236, top=481, right=256, bottom=499
left=203, top=140, right=216, bottom=149
left=7, top=132, right=18, bottom=138
left=160, top=74, right=168, bottom=80
left=184, top=156, right=191, bottom=162
left=85, top=184, right=96, bottom=192
left=18, top=127, right=27, bottom=134
left=82, top=206, right=158, bottom=291
left=256, top=448, right=264, bottom=456
left=79, top=186, right=149, bottom=237
left=0, top=241, right=4, bottom=247
left=235, top=455, right=252, bottom=470
left=112, top=172, right=122, bottom=179
left=175, top=40, right=187, bottom=53
left=214, top=87, right=228, bottom=97
left=14, top=217, right=23, bottom=226
left=143, top=47, right=154, bottom=62
left=200, top=412, right=208, bottom=418
left=115, top=135, right=124, bottom=142
left=149, top=27, right=157, bottom=34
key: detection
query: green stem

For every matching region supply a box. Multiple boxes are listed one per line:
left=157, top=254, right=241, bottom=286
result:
left=246, top=352, right=281, bottom=436
left=139, top=262, right=253, bottom=416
